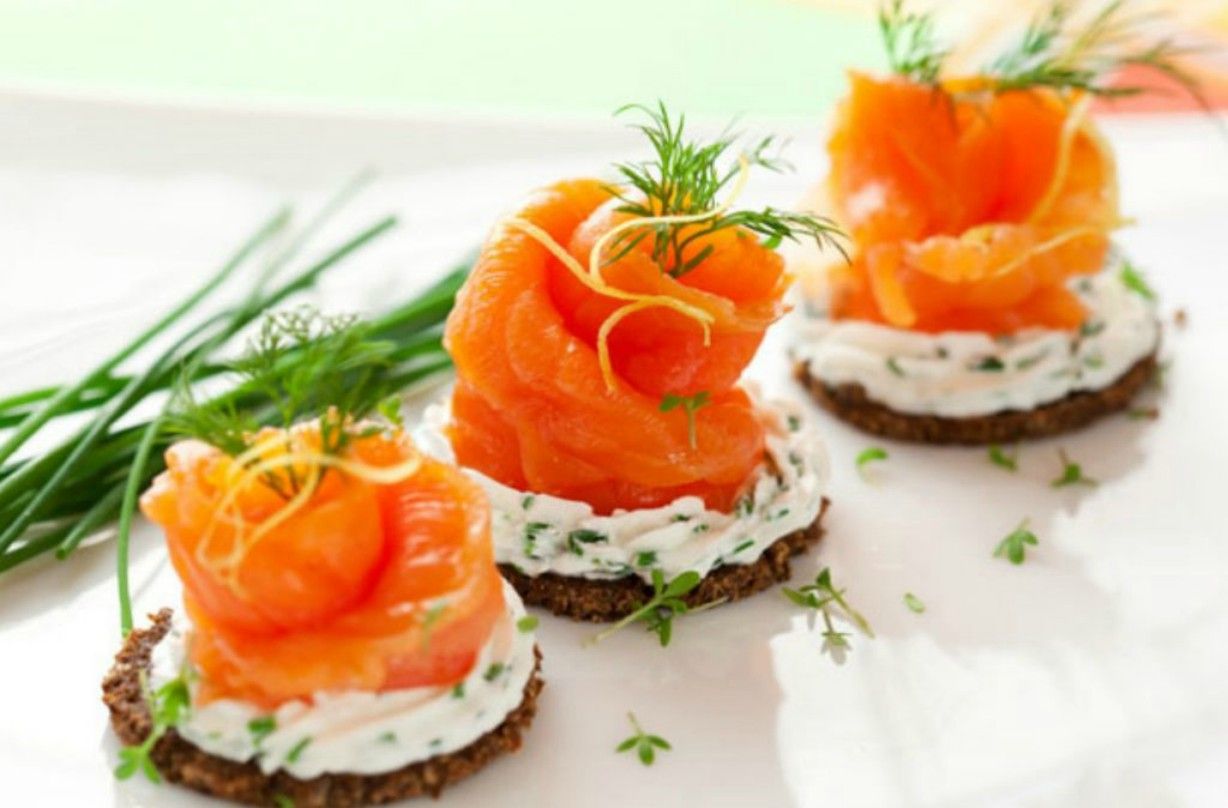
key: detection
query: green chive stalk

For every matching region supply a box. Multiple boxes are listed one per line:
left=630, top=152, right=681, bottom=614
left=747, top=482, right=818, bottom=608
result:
left=0, top=209, right=469, bottom=602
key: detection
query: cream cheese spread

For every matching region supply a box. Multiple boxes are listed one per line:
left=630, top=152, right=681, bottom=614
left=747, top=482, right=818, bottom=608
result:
left=150, top=582, right=536, bottom=779
left=791, top=258, right=1159, bottom=418
left=417, top=397, right=829, bottom=583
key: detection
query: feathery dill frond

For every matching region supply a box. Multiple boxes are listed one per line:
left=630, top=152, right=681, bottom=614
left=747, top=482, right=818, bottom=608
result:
left=879, top=0, right=948, bottom=84
left=985, top=0, right=1205, bottom=104
left=166, top=306, right=401, bottom=490
left=875, top=0, right=1205, bottom=106
left=608, top=102, right=846, bottom=277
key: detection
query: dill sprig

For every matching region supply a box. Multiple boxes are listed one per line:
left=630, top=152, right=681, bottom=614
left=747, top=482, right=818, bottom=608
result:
left=167, top=306, right=402, bottom=496
left=608, top=102, right=845, bottom=277
left=879, top=0, right=948, bottom=84
left=877, top=0, right=1205, bottom=105
left=985, top=1, right=1205, bottom=104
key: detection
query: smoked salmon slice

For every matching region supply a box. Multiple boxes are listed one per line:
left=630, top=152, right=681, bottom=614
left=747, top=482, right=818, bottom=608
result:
left=141, top=423, right=503, bottom=708
left=444, top=179, right=791, bottom=515
left=823, top=72, right=1119, bottom=334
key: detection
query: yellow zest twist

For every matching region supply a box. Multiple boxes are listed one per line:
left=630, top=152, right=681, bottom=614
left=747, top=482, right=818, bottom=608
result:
left=506, top=156, right=754, bottom=391
left=197, top=428, right=422, bottom=598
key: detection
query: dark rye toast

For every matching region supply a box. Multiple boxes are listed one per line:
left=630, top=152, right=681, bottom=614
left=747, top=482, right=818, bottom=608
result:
left=500, top=498, right=829, bottom=622
left=102, top=610, right=544, bottom=807
left=794, top=353, right=1157, bottom=445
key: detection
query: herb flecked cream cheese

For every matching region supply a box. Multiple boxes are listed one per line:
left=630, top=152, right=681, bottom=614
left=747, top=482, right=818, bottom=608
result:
left=418, top=396, right=829, bottom=582
left=149, top=582, right=535, bottom=779
left=792, top=257, right=1160, bottom=418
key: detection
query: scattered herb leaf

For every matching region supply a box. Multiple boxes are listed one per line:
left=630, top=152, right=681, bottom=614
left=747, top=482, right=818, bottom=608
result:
left=1120, top=261, right=1156, bottom=301
left=855, top=447, right=888, bottom=475
left=782, top=567, right=874, bottom=664
left=420, top=602, right=448, bottom=651
left=994, top=519, right=1039, bottom=565
left=1050, top=448, right=1098, bottom=488
left=988, top=444, right=1019, bottom=472
left=516, top=615, right=539, bottom=633
left=903, top=592, right=926, bottom=614
left=660, top=391, right=711, bottom=449
left=114, top=674, right=191, bottom=783
left=590, top=569, right=711, bottom=647
left=615, top=712, right=672, bottom=767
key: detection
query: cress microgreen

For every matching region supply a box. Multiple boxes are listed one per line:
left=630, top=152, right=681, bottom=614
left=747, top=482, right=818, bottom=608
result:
left=420, top=602, right=449, bottom=651
left=114, top=674, right=191, bottom=784
left=516, top=615, right=539, bottom=633
left=994, top=519, right=1039, bottom=565
left=782, top=567, right=874, bottom=665
left=988, top=444, right=1019, bottom=472
left=855, top=447, right=888, bottom=476
left=659, top=391, right=711, bottom=450
left=608, top=102, right=845, bottom=276
left=615, top=712, right=672, bottom=767
left=1051, top=448, right=1098, bottom=488
left=903, top=592, right=925, bottom=614
left=589, top=569, right=719, bottom=647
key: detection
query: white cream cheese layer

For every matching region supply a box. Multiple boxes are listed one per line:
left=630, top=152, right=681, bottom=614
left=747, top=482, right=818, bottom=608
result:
left=150, top=582, right=535, bottom=779
left=792, top=258, right=1159, bottom=418
left=417, top=398, right=829, bottom=583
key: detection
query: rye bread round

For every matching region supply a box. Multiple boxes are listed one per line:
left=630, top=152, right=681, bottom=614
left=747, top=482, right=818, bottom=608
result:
left=102, top=610, right=543, bottom=807
left=794, top=352, right=1156, bottom=445
left=499, top=497, right=830, bottom=622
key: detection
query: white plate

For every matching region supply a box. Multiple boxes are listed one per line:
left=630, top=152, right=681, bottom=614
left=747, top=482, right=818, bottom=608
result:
left=1, top=91, right=1227, bottom=808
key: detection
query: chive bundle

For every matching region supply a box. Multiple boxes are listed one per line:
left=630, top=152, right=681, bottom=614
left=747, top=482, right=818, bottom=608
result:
left=0, top=189, right=468, bottom=633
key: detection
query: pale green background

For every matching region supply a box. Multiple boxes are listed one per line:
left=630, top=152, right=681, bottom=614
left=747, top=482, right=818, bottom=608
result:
left=0, top=0, right=883, bottom=118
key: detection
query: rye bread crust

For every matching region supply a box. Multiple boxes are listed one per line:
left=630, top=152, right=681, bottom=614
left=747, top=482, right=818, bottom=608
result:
left=499, top=497, right=829, bottom=622
left=794, top=352, right=1156, bottom=445
left=102, top=610, right=543, bottom=807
